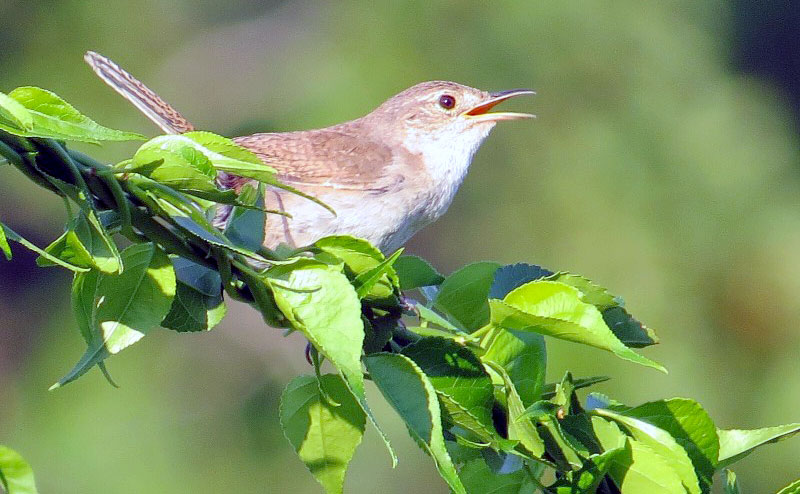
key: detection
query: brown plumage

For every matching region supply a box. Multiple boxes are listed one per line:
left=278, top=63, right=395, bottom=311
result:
left=233, top=127, right=395, bottom=190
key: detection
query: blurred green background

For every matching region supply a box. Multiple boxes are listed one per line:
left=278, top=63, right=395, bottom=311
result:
left=1, top=1, right=799, bottom=492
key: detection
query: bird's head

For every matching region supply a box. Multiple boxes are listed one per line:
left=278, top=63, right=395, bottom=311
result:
left=369, top=81, right=534, bottom=148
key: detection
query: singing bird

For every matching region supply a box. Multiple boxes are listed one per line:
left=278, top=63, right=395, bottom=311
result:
left=85, top=52, right=534, bottom=252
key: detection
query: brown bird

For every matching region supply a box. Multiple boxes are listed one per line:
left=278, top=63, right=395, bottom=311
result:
left=85, top=51, right=534, bottom=252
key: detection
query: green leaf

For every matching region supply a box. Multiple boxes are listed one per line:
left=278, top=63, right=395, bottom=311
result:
left=594, top=408, right=701, bottom=494
left=280, top=374, right=366, bottom=494
left=2, top=224, right=88, bottom=272
left=540, top=425, right=586, bottom=471
left=364, top=353, right=465, bottom=494
left=267, top=262, right=364, bottom=399
left=486, top=362, right=545, bottom=458
left=354, top=248, right=403, bottom=298
left=0, top=223, right=11, bottom=260
left=0, top=445, right=38, bottom=494
left=415, top=304, right=460, bottom=332
left=542, top=376, right=610, bottom=400
left=606, top=437, right=687, bottom=494
left=3, top=87, right=144, bottom=143
left=37, top=210, right=122, bottom=274
left=489, top=263, right=553, bottom=299
left=314, top=235, right=398, bottom=299
left=130, top=132, right=261, bottom=188
left=315, top=235, right=384, bottom=274
left=402, top=338, right=498, bottom=443
left=172, top=257, right=221, bottom=297
left=724, top=470, right=741, bottom=494
left=435, top=261, right=501, bottom=330
left=552, top=448, right=623, bottom=494
left=458, top=457, right=537, bottom=494
left=546, top=273, right=618, bottom=309
left=479, top=325, right=546, bottom=407
left=71, top=270, right=116, bottom=386
left=0, top=92, right=33, bottom=131
left=223, top=184, right=265, bottom=251
left=602, top=306, right=659, bottom=348
left=546, top=273, right=658, bottom=348
left=51, top=243, right=176, bottom=388
left=161, top=281, right=226, bottom=332
left=591, top=415, right=628, bottom=451
left=183, top=131, right=270, bottom=170
left=171, top=215, right=266, bottom=262
left=239, top=269, right=287, bottom=328
left=716, top=423, right=800, bottom=469
left=491, top=281, right=665, bottom=372
left=131, top=146, right=218, bottom=194
left=393, top=255, right=444, bottom=290
left=618, top=398, right=718, bottom=488
left=266, top=262, right=395, bottom=463
left=776, top=478, right=800, bottom=494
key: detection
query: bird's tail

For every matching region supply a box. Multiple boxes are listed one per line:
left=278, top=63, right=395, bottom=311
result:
left=84, top=51, right=195, bottom=134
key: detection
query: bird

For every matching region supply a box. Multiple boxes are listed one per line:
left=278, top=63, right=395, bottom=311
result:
left=84, top=51, right=534, bottom=253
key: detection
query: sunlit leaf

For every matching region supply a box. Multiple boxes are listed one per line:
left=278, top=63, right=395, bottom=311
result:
left=280, top=374, right=365, bottom=494
left=130, top=146, right=218, bottom=194
left=402, top=338, right=498, bottom=443
left=479, top=325, right=546, bottom=407
left=485, top=362, right=545, bottom=457
left=364, top=353, right=465, bottom=494
left=618, top=398, right=718, bottom=488
left=71, top=270, right=116, bottom=386
left=552, top=448, right=623, bottom=494
left=0, top=92, right=33, bottom=131
left=491, top=281, right=665, bottom=372
left=595, top=408, right=701, bottom=493
left=3, top=87, right=144, bottom=142
left=458, top=457, right=538, bottom=494
left=353, top=248, right=403, bottom=298
left=266, top=261, right=396, bottom=464
left=315, top=235, right=398, bottom=299
left=51, top=243, right=176, bottom=388
left=37, top=210, right=122, bottom=274
left=724, top=470, right=741, bottom=494
left=435, top=261, right=501, bottom=330
left=489, top=263, right=553, bottom=299
left=0, top=223, right=11, bottom=260
left=717, top=423, right=800, bottom=469
left=776, top=478, right=800, bottom=494
left=2, top=223, right=88, bottom=272
left=0, top=445, right=38, bottom=494
left=547, top=273, right=658, bottom=347
left=606, top=437, right=687, bottom=493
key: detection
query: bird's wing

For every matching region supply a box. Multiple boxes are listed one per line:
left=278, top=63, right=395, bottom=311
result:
left=234, top=129, right=401, bottom=191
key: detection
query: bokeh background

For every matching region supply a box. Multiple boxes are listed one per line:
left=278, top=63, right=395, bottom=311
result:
left=1, top=1, right=799, bottom=492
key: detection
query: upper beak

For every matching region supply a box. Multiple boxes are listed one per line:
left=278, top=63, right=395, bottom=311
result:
left=463, top=89, right=536, bottom=122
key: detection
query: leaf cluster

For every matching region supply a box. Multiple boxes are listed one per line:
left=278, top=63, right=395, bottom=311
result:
left=1, top=87, right=798, bottom=494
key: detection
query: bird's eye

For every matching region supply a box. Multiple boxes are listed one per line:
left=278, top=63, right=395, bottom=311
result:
left=438, top=94, right=456, bottom=109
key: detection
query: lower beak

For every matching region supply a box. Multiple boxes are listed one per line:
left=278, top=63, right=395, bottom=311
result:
left=463, top=89, right=536, bottom=122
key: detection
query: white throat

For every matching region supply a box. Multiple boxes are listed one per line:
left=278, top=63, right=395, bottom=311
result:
left=405, top=123, right=495, bottom=222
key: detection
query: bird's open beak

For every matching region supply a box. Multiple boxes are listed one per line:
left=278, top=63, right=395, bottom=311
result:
left=463, top=89, right=536, bottom=122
